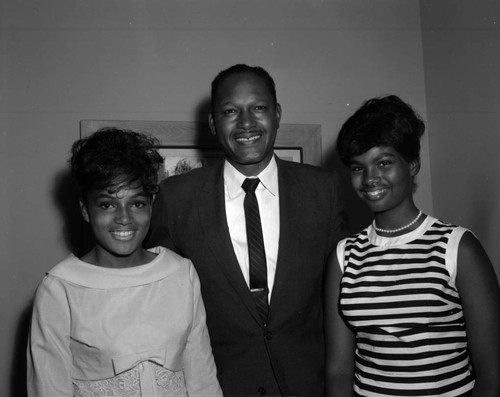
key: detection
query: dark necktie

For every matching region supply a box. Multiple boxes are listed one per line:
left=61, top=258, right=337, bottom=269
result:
left=242, top=178, right=269, bottom=322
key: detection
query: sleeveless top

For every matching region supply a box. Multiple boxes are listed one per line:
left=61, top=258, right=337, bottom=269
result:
left=337, top=216, right=475, bottom=396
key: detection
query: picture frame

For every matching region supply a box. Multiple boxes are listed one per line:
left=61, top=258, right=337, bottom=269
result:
left=80, top=120, right=322, bottom=178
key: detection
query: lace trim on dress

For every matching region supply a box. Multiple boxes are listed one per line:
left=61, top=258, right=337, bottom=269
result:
left=73, top=361, right=187, bottom=397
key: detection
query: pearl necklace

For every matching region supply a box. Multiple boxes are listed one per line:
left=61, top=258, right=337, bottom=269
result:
left=373, top=210, right=423, bottom=234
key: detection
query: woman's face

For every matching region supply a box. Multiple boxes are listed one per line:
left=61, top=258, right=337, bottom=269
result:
left=349, top=145, right=419, bottom=215
left=80, top=186, right=152, bottom=268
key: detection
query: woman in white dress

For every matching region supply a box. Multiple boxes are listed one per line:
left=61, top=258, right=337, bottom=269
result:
left=27, top=128, right=222, bottom=397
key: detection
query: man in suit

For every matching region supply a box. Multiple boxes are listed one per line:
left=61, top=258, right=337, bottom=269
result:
left=146, top=64, right=347, bottom=397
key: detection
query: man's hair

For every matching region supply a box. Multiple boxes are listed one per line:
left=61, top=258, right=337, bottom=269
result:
left=70, top=127, right=164, bottom=198
left=337, top=95, right=425, bottom=166
left=210, top=64, right=277, bottom=110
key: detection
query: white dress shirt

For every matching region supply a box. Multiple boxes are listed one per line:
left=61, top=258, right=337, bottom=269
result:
left=224, top=158, right=280, bottom=301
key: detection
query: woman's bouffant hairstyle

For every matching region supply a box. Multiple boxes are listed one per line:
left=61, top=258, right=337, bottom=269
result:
left=337, top=95, right=425, bottom=166
left=70, top=128, right=164, bottom=198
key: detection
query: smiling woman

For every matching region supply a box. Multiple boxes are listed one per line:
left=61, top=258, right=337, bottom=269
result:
left=325, top=95, right=500, bottom=397
left=80, top=186, right=153, bottom=268
left=71, top=128, right=163, bottom=269
left=26, top=128, right=222, bottom=397
left=348, top=145, right=419, bottom=220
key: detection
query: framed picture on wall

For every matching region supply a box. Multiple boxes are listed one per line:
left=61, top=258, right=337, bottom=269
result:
left=80, top=120, right=322, bottom=180
left=156, top=147, right=303, bottom=179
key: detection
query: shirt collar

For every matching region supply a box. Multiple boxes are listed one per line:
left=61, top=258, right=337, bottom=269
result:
left=224, top=156, right=279, bottom=199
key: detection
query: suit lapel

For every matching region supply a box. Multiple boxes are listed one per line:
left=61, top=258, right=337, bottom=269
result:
left=269, top=159, right=304, bottom=319
left=196, top=162, right=263, bottom=324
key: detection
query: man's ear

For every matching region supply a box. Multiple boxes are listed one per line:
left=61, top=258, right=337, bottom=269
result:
left=208, top=113, right=216, bottom=136
left=79, top=199, right=90, bottom=223
left=410, top=159, right=421, bottom=177
left=275, top=103, right=282, bottom=127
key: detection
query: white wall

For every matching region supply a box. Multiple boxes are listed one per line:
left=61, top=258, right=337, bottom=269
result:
left=420, top=0, right=500, bottom=279
left=1, top=1, right=430, bottom=394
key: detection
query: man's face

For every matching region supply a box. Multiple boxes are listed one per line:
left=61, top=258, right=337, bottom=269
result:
left=209, top=72, right=281, bottom=176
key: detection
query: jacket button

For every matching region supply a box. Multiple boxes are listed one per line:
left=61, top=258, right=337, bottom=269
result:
left=257, top=386, right=266, bottom=395
left=265, top=331, right=273, bottom=340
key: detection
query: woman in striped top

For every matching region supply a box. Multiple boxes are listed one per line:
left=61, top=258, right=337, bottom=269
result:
left=325, top=95, right=500, bottom=396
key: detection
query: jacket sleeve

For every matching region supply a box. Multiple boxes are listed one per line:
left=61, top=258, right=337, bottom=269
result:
left=182, top=262, right=223, bottom=397
left=27, top=276, right=73, bottom=397
left=328, top=170, right=350, bottom=252
left=146, top=178, right=179, bottom=252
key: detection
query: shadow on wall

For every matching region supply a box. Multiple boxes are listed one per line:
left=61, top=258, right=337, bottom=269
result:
left=10, top=169, right=95, bottom=397
left=53, top=169, right=95, bottom=257
left=10, top=303, right=31, bottom=397
left=323, top=143, right=372, bottom=234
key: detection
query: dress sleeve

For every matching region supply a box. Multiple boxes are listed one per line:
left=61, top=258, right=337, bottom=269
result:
left=336, top=238, right=348, bottom=273
left=446, top=226, right=468, bottom=286
left=27, top=275, right=73, bottom=397
left=182, top=262, right=223, bottom=396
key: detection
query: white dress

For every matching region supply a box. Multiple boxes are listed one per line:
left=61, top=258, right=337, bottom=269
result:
left=27, top=247, right=222, bottom=397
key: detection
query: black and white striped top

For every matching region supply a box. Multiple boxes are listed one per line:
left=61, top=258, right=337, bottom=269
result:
left=337, top=215, right=474, bottom=396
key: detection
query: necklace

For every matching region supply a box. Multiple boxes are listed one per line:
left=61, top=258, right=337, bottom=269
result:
left=373, top=210, right=423, bottom=234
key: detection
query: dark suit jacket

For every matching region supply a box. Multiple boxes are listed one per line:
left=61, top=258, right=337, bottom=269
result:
left=146, top=157, right=347, bottom=397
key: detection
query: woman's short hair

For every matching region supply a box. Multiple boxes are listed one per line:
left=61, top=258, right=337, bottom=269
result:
left=70, top=128, right=164, bottom=198
left=337, top=95, right=425, bottom=166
